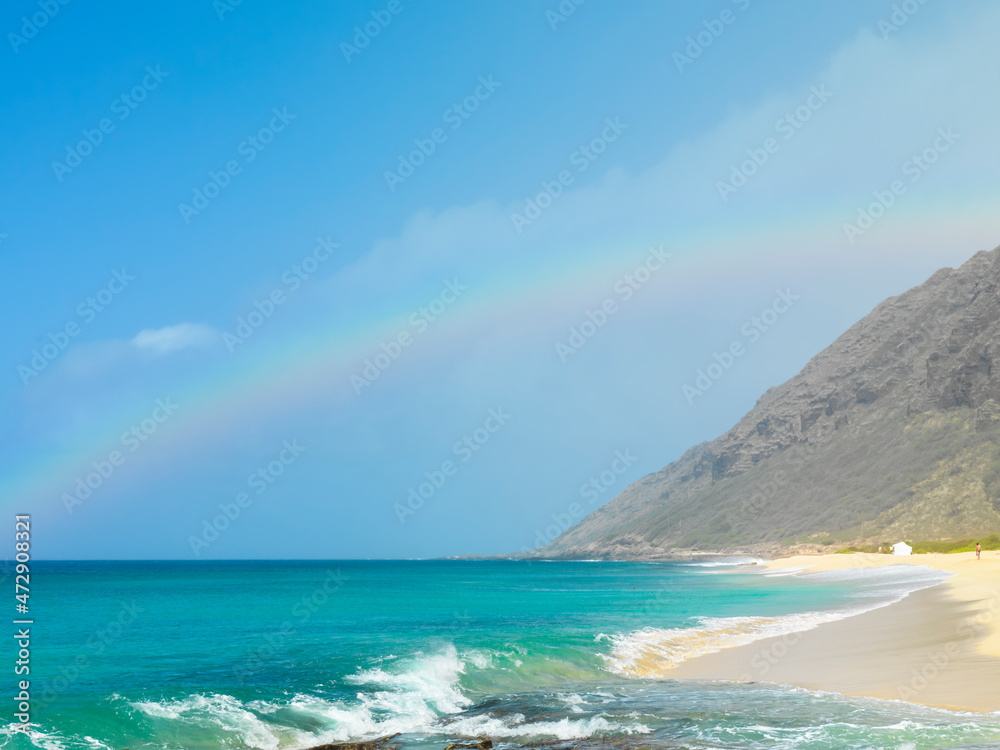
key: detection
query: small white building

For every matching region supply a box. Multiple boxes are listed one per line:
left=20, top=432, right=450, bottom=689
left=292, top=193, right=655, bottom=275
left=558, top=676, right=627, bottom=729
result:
left=892, top=541, right=912, bottom=556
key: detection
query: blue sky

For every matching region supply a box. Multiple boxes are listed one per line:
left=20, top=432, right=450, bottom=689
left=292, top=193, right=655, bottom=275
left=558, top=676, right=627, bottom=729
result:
left=2, top=0, right=999, bottom=559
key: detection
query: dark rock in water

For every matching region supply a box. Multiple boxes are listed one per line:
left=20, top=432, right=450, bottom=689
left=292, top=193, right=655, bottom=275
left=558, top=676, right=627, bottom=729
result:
left=445, top=740, right=493, bottom=750
left=303, top=733, right=401, bottom=750
left=514, top=738, right=659, bottom=750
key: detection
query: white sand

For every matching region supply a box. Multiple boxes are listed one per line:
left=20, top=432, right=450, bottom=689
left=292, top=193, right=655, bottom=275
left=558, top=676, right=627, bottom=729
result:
left=668, top=552, right=1000, bottom=712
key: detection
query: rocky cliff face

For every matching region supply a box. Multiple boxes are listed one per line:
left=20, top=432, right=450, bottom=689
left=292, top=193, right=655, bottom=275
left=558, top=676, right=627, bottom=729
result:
left=534, top=246, right=1000, bottom=559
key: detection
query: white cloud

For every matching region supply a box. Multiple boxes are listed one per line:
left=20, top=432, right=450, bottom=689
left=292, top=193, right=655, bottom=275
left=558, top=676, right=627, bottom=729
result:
left=130, top=323, right=218, bottom=355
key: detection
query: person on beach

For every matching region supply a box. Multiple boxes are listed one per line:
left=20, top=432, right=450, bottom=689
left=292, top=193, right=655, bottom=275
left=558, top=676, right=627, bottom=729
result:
left=976, top=542, right=981, bottom=559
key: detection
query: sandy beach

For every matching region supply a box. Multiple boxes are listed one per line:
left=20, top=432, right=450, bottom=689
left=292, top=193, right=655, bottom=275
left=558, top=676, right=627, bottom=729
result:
left=670, top=551, right=1000, bottom=713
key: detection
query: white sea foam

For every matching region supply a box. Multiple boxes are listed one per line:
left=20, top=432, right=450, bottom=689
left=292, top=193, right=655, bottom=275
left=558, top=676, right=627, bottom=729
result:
left=127, top=637, right=658, bottom=747
left=286, top=646, right=476, bottom=741
left=0, top=724, right=114, bottom=750
left=343, top=644, right=474, bottom=716
left=442, top=712, right=650, bottom=739
left=133, top=693, right=292, bottom=749
left=763, top=566, right=810, bottom=577
left=603, top=564, right=951, bottom=677
left=554, top=692, right=587, bottom=713
left=682, top=557, right=769, bottom=568
left=128, top=642, right=650, bottom=746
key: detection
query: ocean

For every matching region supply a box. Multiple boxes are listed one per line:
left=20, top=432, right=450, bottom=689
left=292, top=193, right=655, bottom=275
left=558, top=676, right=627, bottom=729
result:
left=7, top=559, right=1000, bottom=750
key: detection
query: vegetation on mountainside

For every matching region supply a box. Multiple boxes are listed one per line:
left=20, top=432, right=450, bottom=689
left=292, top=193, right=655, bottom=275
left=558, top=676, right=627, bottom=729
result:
left=651, top=410, right=999, bottom=550
left=836, top=533, right=1000, bottom=554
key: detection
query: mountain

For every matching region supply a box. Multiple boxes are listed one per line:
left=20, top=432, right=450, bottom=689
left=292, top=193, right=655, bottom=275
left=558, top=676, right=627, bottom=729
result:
left=534, top=246, right=1000, bottom=559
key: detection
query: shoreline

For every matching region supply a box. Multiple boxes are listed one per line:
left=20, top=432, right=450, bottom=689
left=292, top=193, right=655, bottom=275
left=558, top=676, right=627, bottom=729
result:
left=670, top=551, right=1000, bottom=713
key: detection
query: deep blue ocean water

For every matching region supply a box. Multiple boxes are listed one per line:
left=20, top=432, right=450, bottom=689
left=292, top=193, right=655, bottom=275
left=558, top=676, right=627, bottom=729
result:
left=5, top=559, right=1000, bottom=750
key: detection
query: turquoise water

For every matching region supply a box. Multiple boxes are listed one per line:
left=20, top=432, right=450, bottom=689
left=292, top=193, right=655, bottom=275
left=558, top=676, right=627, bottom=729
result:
left=7, top=560, right=1000, bottom=750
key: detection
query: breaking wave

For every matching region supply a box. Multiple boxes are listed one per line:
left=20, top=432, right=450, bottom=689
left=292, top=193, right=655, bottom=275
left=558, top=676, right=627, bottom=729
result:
left=602, top=564, right=951, bottom=678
